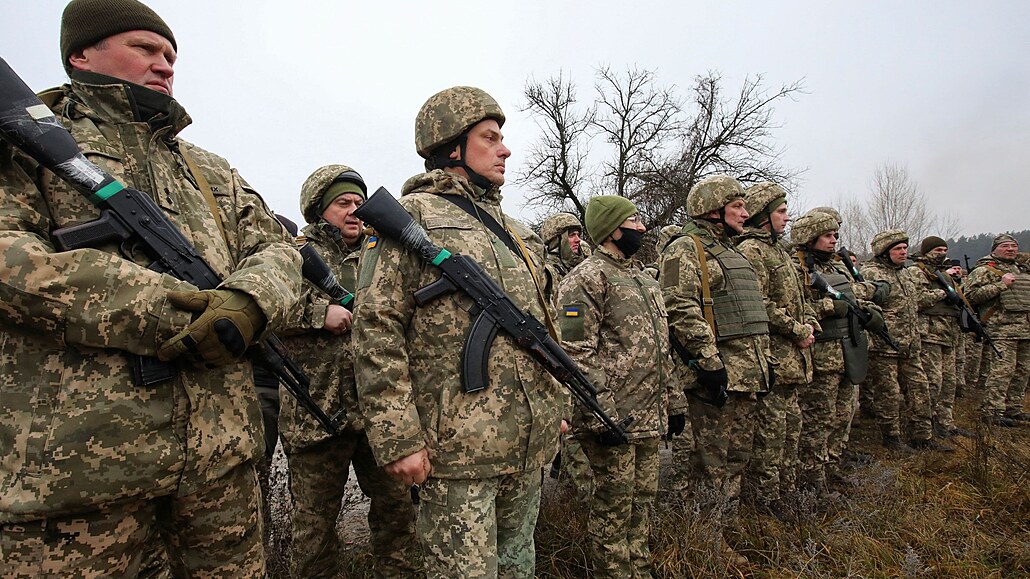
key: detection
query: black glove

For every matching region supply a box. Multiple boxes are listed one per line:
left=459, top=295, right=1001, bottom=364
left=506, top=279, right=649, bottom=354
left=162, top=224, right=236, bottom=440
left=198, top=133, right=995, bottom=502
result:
left=861, top=307, right=886, bottom=333
left=696, top=367, right=729, bottom=408
left=767, top=363, right=777, bottom=390
left=871, top=281, right=891, bottom=305
left=830, top=298, right=850, bottom=318
left=597, top=427, right=626, bottom=447
left=667, top=414, right=687, bottom=438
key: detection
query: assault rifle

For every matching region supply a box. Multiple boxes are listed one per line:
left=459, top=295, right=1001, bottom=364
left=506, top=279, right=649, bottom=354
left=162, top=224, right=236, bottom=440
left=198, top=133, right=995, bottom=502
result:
left=809, top=269, right=901, bottom=351
left=353, top=187, right=630, bottom=443
left=0, top=57, right=340, bottom=435
left=298, top=242, right=355, bottom=311
left=837, top=246, right=864, bottom=281
left=933, top=270, right=1002, bottom=359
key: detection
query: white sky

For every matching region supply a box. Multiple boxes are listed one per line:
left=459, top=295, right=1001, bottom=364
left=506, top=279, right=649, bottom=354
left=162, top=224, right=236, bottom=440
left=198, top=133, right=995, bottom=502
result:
left=3, top=1, right=1028, bottom=235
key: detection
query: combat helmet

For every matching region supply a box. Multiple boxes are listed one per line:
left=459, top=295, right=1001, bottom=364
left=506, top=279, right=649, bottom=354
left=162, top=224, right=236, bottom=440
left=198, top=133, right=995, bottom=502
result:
left=790, top=210, right=838, bottom=247
left=415, top=86, right=505, bottom=158
left=870, top=229, right=909, bottom=257
left=743, top=182, right=787, bottom=229
left=656, top=224, right=681, bottom=253
left=540, top=212, right=583, bottom=248
left=809, top=206, right=843, bottom=225
left=687, top=175, right=745, bottom=218
left=300, top=164, right=367, bottom=224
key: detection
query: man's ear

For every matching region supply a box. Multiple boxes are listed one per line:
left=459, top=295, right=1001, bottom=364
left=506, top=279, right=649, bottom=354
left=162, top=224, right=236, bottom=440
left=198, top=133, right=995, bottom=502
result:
left=68, top=49, right=90, bottom=72
left=448, top=143, right=462, bottom=161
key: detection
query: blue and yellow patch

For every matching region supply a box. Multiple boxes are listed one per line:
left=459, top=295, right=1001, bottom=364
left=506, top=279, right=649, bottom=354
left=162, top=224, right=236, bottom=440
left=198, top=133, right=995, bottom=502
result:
left=365, top=236, right=378, bottom=250
left=563, top=306, right=580, bottom=317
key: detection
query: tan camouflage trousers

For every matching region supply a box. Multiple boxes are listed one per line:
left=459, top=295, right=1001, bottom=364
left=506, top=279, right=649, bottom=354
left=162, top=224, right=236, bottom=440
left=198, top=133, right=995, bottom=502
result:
left=748, top=383, right=801, bottom=503
left=285, top=431, right=417, bottom=579
left=0, top=460, right=264, bottom=579
left=868, top=353, right=933, bottom=441
left=580, top=436, right=660, bottom=579
left=687, top=391, right=757, bottom=526
left=980, top=338, right=1030, bottom=418
left=827, top=380, right=858, bottom=470
left=417, top=470, right=541, bottom=579
left=921, top=342, right=958, bottom=430
left=796, top=374, right=836, bottom=488
left=555, top=432, right=594, bottom=496
left=963, top=335, right=985, bottom=396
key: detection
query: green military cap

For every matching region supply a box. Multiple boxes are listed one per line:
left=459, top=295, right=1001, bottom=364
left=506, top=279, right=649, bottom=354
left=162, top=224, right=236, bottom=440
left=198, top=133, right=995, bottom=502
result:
left=585, top=195, right=637, bottom=243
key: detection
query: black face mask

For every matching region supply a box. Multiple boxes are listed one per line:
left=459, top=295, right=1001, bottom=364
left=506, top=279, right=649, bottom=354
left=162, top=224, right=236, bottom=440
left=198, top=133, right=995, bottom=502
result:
left=612, top=227, right=644, bottom=257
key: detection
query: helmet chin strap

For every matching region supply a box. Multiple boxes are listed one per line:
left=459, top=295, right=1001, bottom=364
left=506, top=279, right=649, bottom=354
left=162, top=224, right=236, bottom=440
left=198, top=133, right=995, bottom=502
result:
left=703, top=207, right=738, bottom=235
left=439, top=134, right=493, bottom=190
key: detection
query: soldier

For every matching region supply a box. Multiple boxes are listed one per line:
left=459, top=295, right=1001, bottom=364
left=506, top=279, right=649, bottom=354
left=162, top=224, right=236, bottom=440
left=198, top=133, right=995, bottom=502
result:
left=658, top=175, right=773, bottom=561
left=911, top=237, right=974, bottom=439
left=0, top=1, right=301, bottom=576
left=643, top=224, right=682, bottom=280
left=556, top=195, right=686, bottom=579
left=352, top=86, right=566, bottom=578
left=963, top=234, right=1030, bottom=426
left=861, top=231, right=954, bottom=452
left=736, top=183, right=817, bottom=520
left=277, top=166, right=418, bottom=578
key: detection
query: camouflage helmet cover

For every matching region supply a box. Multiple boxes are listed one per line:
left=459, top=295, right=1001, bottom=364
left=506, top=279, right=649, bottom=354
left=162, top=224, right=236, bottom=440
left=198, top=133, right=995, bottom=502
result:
left=415, top=86, right=506, bottom=158
left=300, top=164, right=366, bottom=224
left=870, top=228, right=909, bottom=257
left=686, top=175, right=746, bottom=217
left=743, top=182, right=787, bottom=223
left=656, top=224, right=681, bottom=252
left=540, top=212, right=583, bottom=246
left=790, top=210, right=839, bottom=246
left=810, top=206, right=843, bottom=225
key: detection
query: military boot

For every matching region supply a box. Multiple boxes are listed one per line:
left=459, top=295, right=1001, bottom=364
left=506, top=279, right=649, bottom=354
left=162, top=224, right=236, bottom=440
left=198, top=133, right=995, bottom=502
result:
left=882, top=435, right=916, bottom=454
left=982, top=414, right=1018, bottom=428
left=911, top=438, right=955, bottom=453
left=948, top=426, right=974, bottom=438
left=1005, top=412, right=1030, bottom=423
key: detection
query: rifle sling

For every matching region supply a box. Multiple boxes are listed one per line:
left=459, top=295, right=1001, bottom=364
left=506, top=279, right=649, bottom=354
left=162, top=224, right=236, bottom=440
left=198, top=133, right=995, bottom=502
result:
left=180, top=147, right=228, bottom=245
left=687, top=233, right=717, bottom=335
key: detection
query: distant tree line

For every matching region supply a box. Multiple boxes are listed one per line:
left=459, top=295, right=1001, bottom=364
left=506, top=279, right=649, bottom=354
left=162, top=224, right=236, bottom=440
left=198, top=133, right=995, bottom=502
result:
left=947, top=230, right=1030, bottom=267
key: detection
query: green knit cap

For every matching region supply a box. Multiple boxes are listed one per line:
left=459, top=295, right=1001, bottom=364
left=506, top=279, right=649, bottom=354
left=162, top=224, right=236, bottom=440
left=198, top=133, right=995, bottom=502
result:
left=61, top=0, right=177, bottom=75
left=585, top=195, right=638, bottom=243
left=319, top=181, right=366, bottom=215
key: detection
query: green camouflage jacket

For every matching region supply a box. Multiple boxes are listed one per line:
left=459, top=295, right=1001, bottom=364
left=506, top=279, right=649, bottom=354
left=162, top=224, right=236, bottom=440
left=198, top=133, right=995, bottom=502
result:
left=798, top=250, right=876, bottom=374
left=352, top=170, right=565, bottom=479
left=278, top=223, right=363, bottom=451
left=556, top=246, right=688, bottom=440
left=736, top=228, right=818, bottom=386
left=911, top=259, right=961, bottom=346
left=964, top=255, right=1030, bottom=340
left=860, top=257, right=921, bottom=356
left=0, top=79, right=300, bottom=522
left=658, top=219, right=773, bottom=393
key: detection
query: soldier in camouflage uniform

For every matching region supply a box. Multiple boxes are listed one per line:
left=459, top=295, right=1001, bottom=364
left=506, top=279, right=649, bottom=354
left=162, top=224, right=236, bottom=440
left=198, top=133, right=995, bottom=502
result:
left=0, top=2, right=302, bottom=576
left=964, top=234, right=1030, bottom=426
left=556, top=195, right=687, bottom=579
left=911, top=237, right=974, bottom=439
left=643, top=224, right=682, bottom=280
left=353, top=86, right=567, bottom=578
left=277, top=166, right=418, bottom=578
left=861, top=231, right=954, bottom=452
left=736, top=184, right=817, bottom=519
left=658, top=175, right=773, bottom=559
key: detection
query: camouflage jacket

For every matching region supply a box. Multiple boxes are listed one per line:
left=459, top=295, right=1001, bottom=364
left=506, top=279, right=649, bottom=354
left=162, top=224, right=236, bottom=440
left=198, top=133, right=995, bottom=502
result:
left=798, top=249, right=875, bottom=374
left=658, top=219, right=772, bottom=393
left=0, top=80, right=300, bottom=522
left=278, top=224, right=363, bottom=451
left=556, top=246, right=688, bottom=440
left=736, top=228, right=817, bottom=386
left=860, top=257, right=921, bottom=356
left=911, top=259, right=961, bottom=346
left=352, top=170, right=565, bottom=479
left=964, top=255, right=1030, bottom=340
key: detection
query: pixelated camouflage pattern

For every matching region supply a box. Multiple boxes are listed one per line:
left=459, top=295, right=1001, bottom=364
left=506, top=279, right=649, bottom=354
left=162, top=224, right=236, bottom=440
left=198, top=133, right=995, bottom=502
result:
left=789, top=211, right=838, bottom=247
left=964, top=255, right=1030, bottom=340
left=542, top=228, right=589, bottom=303
left=911, top=259, right=961, bottom=346
left=809, top=206, right=843, bottom=225
left=920, top=342, right=959, bottom=430
left=556, top=246, right=687, bottom=439
left=686, top=175, right=746, bottom=217
left=977, top=339, right=1030, bottom=417
left=540, top=212, right=582, bottom=247
left=299, top=163, right=365, bottom=224
left=686, top=393, right=757, bottom=524
left=748, top=384, right=801, bottom=503
left=860, top=257, right=923, bottom=355
left=866, top=350, right=933, bottom=440
left=742, top=182, right=787, bottom=224
left=869, top=228, right=909, bottom=257
left=353, top=169, right=565, bottom=479
left=0, top=80, right=301, bottom=523
left=415, top=86, right=506, bottom=158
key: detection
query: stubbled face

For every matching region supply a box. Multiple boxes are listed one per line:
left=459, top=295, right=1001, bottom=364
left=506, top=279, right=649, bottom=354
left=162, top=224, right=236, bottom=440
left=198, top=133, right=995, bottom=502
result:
left=321, top=193, right=364, bottom=245
left=813, top=230, right=839, bottom=253
left=567, top=229, right=582, bottom=253
left=889, top=242, right=908, bottom=265
left=769, top=204, right=790, bottom=235
left=69, top=30, right=176, bottom=96
left=721, top=199, right=749, bottom=234
left=994, top=240, right=1019, bottom=260
left=452, top=118, right=510, bottom=186
left=947, top=265, right=962, bottom=278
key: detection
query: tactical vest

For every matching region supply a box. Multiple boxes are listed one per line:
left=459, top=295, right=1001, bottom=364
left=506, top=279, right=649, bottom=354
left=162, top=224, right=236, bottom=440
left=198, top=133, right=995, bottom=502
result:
left=1000, top=275, right=1030, bottom=312
left=707, top=242, right=770, bottom=341
left=917, top=263, right=960, bottom=318
left=815, top=271, right=854, bottom=342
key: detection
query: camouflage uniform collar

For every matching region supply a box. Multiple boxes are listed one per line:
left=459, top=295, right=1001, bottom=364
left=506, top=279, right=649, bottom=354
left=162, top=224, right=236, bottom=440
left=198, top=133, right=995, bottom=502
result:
left=874, top=254, right=904, bottom=270
left=687, top=217, right=730, bottom=242
left=65, top=79, right=191, bottom=135
left=307, top=220, right=363, bottom=252
left=597, top=244, right=637, bottom=268
left=735, top=226, right=772, bottom=244
left=401, top=169, right=503, bottom=205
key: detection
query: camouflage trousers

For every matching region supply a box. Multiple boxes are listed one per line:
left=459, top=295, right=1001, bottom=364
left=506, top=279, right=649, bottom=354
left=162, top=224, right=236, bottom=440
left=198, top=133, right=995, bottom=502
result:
left=553, top=432, right=594, bottom=496
left=580, top=435, right=660, bottom=579
left=827, top=379, right=858, bottom=470
left=417, top=470, right=541, bottom=579
left=796, top=374, right=836, bottom=488
left=980, top=338, right=1030, bottom=418
left=285, top=430, right=418, bottom=579
left=747, top=383, right=801, bottom=503
left=963, top=335, right=986, bottom=396
left=868, top=353, right=933, bottom=441
left=920, top=342, right=958, bottom=430
left=0, top=460, right=264, bottom=579
left=687, top=391, right=757, bottom=527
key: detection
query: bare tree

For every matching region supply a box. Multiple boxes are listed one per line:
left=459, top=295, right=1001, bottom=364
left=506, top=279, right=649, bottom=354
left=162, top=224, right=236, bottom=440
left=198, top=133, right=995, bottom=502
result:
left=516, top=72, right=594, bottom=221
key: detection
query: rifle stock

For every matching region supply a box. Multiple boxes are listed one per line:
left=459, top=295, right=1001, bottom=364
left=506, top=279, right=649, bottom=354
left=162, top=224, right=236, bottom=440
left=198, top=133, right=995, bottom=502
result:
left=809, top=270, right=901, bottom=351
left=933, top=270, right=1002, bottom=358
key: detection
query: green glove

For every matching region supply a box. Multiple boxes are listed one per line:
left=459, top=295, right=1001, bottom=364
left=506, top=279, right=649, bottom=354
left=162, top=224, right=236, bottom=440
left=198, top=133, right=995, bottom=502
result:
left=831, top=299, right=851, bottom=318
left=861, top=307, right=886, bottom=333
left=158, top=289, right=266, bottom=367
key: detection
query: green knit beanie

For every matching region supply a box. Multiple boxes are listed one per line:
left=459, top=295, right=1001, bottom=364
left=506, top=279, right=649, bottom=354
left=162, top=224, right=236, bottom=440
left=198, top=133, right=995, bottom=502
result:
left=319, top=181, right=366, bottom=215
left=585, top=195, right=638, bottom=243
left=61, top=0, right=177, bottom=75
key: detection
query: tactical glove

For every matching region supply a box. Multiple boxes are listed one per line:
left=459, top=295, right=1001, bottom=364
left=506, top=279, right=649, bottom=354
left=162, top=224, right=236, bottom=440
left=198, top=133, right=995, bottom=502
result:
left=830, top=298, right=851, bottom=318
left=158, top=289, right=266, bottom=367
left=597, top=427, right=627, bottom=447
left=871, top=281, right=891, bottom=305
left=696, top=367, right=729, bottom=408
left=667, top=413, right=687, bottom=438
left=861, top=307, right=886, bottom=333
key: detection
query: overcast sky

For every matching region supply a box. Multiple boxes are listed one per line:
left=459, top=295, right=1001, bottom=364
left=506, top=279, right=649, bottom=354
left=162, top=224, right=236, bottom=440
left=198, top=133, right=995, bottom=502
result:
left=3, top=1, right=1028, bottom=237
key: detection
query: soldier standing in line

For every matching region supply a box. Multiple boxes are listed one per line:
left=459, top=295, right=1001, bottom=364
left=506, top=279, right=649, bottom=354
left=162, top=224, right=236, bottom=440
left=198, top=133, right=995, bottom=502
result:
left=277, top=166, right=418, bottom=578
left=658, top=175, right=773, bottom=563
left=352, top=86, right=567, bottom=578
left=643, top=224, right=682, bottom=280
left=736, top=183, right=817, bottom=520
left=0, top=1, right=302, bottom=576
left=963, top=234, right=1030, bottom=426
left=861, top=230, right=954, bottom=453
left=556, top=195, right=687, bottom=579
left=910, top=237, right=974, bottom=439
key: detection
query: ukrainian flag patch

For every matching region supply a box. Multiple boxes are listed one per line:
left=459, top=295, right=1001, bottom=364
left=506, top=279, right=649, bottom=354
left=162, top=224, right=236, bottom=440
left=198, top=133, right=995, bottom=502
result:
left=366, top=236, right=378, bottom=249
left=564, top=306, right=580, bottom=317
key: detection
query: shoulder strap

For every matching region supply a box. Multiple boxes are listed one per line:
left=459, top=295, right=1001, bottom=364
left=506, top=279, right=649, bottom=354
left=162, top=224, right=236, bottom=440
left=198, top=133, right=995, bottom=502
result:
left=180, top=147, right=228, bottom=244
left=687, top=233, right=717, bottom=335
